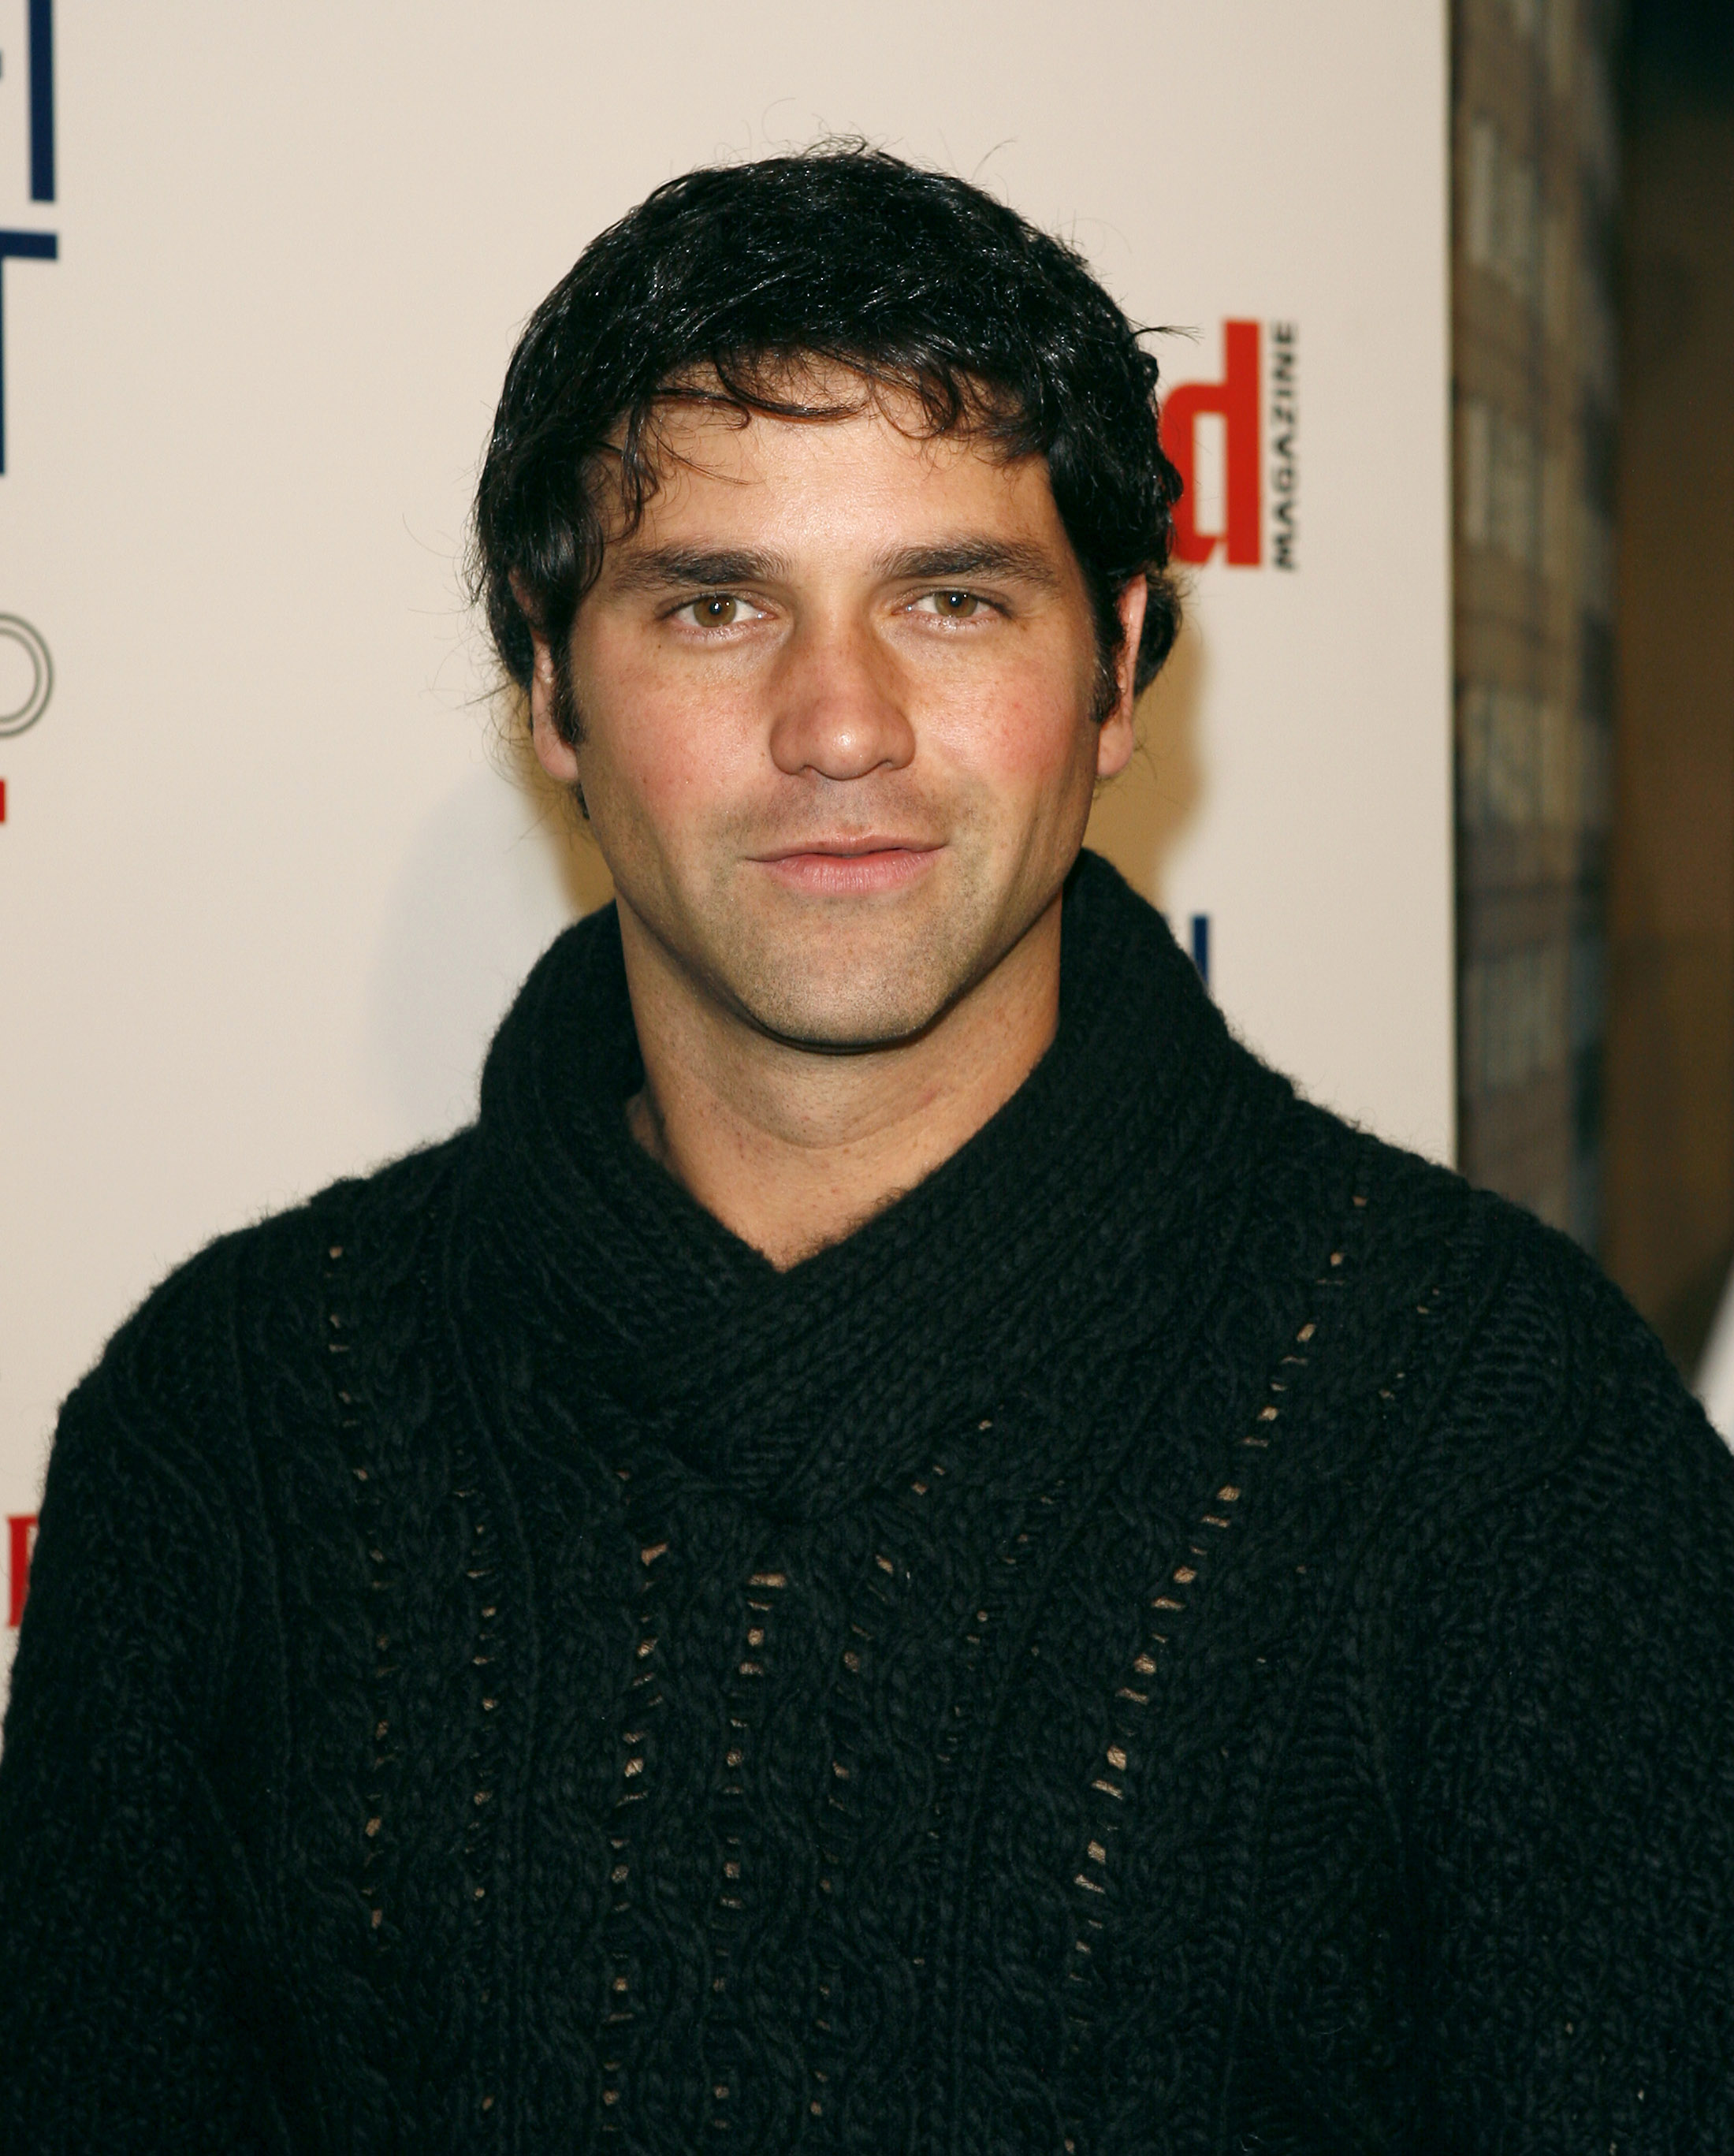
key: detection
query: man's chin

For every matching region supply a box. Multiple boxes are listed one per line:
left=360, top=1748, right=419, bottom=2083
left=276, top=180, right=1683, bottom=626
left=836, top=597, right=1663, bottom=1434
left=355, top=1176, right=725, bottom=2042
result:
left=731, top=979, right=958, bottom=1057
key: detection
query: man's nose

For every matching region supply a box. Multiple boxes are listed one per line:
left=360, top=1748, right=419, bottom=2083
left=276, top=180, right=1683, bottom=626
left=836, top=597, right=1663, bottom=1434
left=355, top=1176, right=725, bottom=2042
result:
left=766, top=613, right=917, bottom=782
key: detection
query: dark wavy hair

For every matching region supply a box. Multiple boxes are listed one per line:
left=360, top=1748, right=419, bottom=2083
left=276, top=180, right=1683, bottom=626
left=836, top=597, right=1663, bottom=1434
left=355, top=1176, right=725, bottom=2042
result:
left=470, top=144, right=1183, bottom=739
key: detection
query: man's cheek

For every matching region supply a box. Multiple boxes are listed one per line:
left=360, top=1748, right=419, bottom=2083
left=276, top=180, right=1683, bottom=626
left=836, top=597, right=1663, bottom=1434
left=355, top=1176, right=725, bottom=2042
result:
left=932, top=691, right=1085, bottom=788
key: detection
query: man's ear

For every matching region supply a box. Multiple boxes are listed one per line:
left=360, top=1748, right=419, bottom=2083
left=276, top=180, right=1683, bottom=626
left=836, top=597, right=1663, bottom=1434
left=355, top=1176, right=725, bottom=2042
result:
left=1096, top=575, right=1148, bottom=780
left=511, top=573, right=581, bottom=784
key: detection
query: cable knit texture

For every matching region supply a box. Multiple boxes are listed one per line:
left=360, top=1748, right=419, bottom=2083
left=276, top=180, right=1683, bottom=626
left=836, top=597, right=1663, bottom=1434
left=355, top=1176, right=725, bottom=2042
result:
left=2, top=853, right=1732, bottom=2153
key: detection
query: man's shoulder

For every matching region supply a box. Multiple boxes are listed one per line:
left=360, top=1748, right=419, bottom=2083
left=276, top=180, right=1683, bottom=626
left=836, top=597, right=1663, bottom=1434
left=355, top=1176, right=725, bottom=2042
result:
left=1283, top=1088, right=1585, bottom=1322
left=1258, top=1089, right=1725, bottom=1494
left=1307, top=1108, right=1734, bottom=1529
left=74, top=1132, right=471, bottom=1447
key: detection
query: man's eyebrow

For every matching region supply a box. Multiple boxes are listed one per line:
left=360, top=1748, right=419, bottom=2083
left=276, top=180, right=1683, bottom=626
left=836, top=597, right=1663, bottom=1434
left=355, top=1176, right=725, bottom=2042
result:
left=604, top=537, right=1064, bottom=596
left=873, top=538, right=1064, bottom=588
left=605, top=545, right=791, bottom=594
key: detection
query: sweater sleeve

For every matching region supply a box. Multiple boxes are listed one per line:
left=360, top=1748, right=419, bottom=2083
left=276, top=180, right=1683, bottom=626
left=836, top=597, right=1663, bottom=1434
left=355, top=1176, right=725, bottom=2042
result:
left=0, top=1298, right=277, bottom=2152
left=1405, top=1285, right=1734, bottom=2151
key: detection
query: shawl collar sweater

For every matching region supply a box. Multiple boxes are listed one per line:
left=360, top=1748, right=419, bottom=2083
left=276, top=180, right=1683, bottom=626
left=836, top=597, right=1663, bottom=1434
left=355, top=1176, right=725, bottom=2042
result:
left=2, top=852, right=1732, bottom=2153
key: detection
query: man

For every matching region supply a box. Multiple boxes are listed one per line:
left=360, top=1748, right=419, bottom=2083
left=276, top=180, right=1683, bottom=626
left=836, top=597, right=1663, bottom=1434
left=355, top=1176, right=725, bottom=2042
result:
left=2, top=147, right=1731, bottom=2152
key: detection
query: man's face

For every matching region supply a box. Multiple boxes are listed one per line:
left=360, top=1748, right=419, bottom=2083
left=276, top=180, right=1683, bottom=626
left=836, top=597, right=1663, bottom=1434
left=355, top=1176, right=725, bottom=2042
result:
left=529, top=379, right=1139, bottom=1052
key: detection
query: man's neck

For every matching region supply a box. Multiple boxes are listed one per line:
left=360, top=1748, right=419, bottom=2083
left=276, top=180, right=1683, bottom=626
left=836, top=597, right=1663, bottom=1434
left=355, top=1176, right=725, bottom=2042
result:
left=617, top=898, right=1064, bottom=1271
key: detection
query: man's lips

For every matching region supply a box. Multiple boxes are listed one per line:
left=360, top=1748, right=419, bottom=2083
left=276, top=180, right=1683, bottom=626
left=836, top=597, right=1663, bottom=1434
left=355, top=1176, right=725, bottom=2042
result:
left=751, top=840, right=942, bottom=895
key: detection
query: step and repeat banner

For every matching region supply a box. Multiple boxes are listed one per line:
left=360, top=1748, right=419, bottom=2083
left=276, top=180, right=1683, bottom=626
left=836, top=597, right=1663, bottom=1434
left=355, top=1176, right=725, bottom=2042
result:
left=0, top=2, right=1453, bottom=1677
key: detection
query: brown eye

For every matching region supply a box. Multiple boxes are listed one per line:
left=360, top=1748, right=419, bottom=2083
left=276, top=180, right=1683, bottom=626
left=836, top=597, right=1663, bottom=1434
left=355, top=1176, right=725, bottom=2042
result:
left=676, top=593, right=765, bottom=629
left=932, top=590, right=979, bottom=619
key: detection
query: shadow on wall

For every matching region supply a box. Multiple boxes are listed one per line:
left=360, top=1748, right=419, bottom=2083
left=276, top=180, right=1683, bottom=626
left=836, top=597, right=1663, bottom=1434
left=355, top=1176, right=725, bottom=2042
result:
left=363, top=625, right=1207, bottom=1148
left=1085, top=613, right=1207, bottom=903
left=363, top=711, right=607, bottom=1141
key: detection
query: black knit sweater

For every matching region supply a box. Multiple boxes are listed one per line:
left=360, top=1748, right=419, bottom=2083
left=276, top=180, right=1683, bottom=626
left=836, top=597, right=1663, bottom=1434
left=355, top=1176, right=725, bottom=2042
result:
left=3, top=854, right=1732, bottom=2154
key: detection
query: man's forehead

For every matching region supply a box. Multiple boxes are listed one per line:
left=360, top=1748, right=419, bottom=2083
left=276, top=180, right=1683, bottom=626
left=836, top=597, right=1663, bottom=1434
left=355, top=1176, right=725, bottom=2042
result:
left=597, top=392, right=1062, bottom=569
left=631, top=382, right=1016, bottom=479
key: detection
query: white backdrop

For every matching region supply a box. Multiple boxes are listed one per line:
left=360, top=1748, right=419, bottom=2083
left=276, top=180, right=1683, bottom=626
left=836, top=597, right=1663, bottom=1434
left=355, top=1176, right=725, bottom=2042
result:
left=0, top=1, right=1453, bottom=1678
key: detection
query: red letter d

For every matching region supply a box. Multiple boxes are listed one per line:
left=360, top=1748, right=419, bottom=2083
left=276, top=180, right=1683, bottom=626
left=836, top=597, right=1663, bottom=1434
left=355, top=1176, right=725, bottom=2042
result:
left=1163, top=320, right=1262, bottom=567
